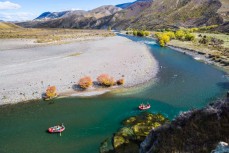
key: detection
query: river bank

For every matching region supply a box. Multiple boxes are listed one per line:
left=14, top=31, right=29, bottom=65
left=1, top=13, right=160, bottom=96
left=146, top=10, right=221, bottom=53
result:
left=0, top=35, right=158, bottom=105
left=167, top=41, right=229, bottom=73
left=122, top=31, right=229, bottom=73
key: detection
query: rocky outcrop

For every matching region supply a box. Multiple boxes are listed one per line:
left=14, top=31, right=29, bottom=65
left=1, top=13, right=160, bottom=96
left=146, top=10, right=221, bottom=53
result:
left=140, top=99, right=229, bottom=153
left=100, top=113, right=169, bottom=153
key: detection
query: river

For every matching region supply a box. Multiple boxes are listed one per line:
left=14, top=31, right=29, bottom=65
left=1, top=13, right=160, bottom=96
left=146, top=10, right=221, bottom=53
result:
left=0, top=34, right=228, bottom=153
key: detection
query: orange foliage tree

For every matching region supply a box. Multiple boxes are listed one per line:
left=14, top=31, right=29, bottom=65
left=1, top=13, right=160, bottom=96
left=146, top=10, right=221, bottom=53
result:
left=46, top=86, right=57, bottom=98
left=78, top=76, right=93, bottom=89
left=97, top=74, right=115, bottom=86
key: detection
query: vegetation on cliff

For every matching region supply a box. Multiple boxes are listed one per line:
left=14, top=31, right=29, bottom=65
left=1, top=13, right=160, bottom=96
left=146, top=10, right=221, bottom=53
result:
left=140, top=99, right=229, bottom=153
left=100, top=99, right=229, bottom=153
left=100, top=112, right=169, bottom=153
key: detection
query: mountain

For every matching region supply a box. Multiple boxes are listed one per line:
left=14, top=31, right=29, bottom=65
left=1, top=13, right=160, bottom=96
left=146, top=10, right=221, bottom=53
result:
left=35, top=10, right=86, bottom=20
left=216, top=21, right=229, bottom=33
left=102, top=0, right=229, bottom=30
left=17, top=5, right=122, bottom=28
left=17, top=0, right=229, bottom=31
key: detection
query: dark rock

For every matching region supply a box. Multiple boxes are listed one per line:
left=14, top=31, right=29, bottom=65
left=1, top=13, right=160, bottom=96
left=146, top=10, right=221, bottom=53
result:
left=101, top=112, right=169, bottom=153
left=197, top=51, right=206, bottom=55
left=100, top=137, right=114, bottom=153
left=140, top=99, right=229, bottom=153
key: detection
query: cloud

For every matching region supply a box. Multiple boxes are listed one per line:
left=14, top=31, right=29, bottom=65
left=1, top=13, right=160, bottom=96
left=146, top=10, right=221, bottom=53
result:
left=0, top=12, right=35, bottom=21
left=0, top=1, right=21, bottom=10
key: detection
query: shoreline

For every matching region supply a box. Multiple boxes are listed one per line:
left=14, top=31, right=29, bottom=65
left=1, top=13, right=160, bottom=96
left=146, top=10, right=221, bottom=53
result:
left=0, top=35, right=158, bottom=105
left=137, top=31, right=229, bottom=74
left=167, top=44, right=229, bottom=73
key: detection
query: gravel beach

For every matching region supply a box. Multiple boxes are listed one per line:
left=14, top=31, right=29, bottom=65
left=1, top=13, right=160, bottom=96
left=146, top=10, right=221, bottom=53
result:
left=0, top=36, right=158, bottom=105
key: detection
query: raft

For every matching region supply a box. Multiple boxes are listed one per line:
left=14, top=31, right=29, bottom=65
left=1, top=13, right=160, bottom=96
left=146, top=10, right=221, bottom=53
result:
left=48, top=124, right=65, bottom=133
left=139, top=104, right=151, bottom=110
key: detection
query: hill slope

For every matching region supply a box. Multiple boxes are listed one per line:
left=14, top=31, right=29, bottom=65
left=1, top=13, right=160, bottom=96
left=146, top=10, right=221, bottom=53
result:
left=0, top=22, right=21, bottom=29
left=103, top=0, right=228, bottom=30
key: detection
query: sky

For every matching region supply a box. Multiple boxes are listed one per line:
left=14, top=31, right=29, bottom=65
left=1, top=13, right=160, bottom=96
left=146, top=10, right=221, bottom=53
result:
left=0, top=0, right=132, bottom=21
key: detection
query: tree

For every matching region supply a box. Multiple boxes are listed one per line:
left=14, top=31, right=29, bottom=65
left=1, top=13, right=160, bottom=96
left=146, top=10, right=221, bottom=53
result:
left=46, top=86, right=57, bottom=98
left=165, top=32, right=175, bottom=39
left=175, top=30, right=185, bottom=40
left=97, top=74, right=115, bottom=86
left=185, top=33, right=195, bottom=41
left=137, top=30, right=145, bottom=37
left=144, top=31, right=150, bottom=36
left=133, top=30, right=137, bottom=36
left=155, top=33, right=170, bottom=47
left=78, top=76, right=93, bottom=89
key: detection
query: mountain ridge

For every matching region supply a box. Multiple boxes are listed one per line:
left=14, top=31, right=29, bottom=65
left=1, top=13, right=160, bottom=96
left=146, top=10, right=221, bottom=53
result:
left=17, top=0, right=229, bottom=32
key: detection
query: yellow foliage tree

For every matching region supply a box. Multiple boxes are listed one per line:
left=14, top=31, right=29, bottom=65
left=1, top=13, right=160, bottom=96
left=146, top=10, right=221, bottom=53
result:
left=165, top=32, right=175, bottom=39
left=159, top=40, right=165, bottom=47
left=175, top=30, right=185, bottom=40
left=46, top=86, right=57, bottom=98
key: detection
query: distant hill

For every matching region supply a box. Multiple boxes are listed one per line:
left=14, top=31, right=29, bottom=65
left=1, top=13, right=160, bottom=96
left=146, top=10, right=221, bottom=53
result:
left=18, top=5, right=122, bottom=28
left=35, top=10, right=87, bottom=20
left=17, top=0, right=229, bottom=32
left=0, top=22, right=21, bottom=29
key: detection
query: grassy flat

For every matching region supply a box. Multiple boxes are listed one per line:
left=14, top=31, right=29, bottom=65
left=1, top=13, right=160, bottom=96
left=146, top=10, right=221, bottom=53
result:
left=0, top=27, right=114, bottom=43
left=0, top=22, right=21, bottom=29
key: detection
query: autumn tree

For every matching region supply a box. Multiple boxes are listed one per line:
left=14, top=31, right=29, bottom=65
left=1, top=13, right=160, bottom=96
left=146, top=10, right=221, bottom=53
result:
left=46, top=86, right=57, bottom=98
left=78, top=76, right=93, bottom=89
left=97, top=74, right=115, bottom=86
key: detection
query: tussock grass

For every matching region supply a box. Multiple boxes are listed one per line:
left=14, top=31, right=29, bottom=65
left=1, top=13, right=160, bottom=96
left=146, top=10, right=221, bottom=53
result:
left=168, top=32, right=229, bottom=57
left=195, top=33, right=229, bottom=48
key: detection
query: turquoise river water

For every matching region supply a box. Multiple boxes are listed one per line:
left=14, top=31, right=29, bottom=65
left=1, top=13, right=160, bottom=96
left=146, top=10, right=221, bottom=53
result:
left=0, top=34, right=228, bottom=153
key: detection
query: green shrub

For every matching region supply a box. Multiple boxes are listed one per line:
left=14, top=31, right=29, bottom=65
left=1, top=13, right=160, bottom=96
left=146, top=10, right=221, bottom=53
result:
left=126, top=31, right=133, bottom=35
left=144, top=31, right=150, bottom=36
left=199, top=36, right=211, bottom=44
left=137, top=30, right=145, bottom=37
left=185, top=33, right=195, bottom=41
left=133, top=30, right=137, bottom=36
